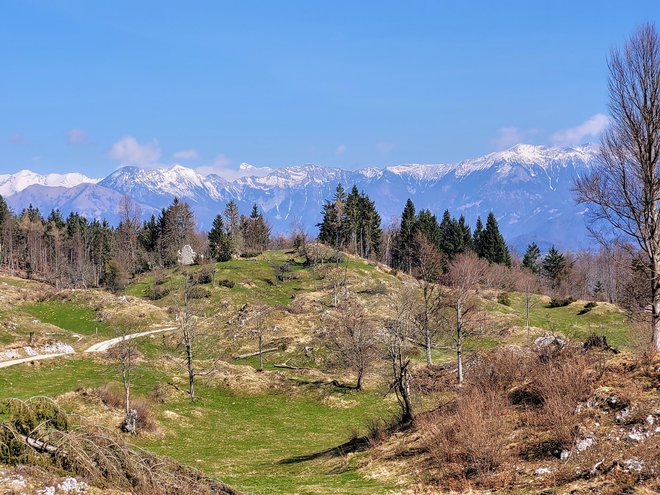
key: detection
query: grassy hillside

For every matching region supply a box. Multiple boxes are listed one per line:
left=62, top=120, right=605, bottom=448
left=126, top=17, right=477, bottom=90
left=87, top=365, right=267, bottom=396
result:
left=0, top=250, right=642, bottom=494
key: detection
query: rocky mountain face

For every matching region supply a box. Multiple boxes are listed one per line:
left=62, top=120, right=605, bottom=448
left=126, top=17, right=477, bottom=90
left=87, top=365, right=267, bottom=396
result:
left=2, top=144, right=598, bottom=250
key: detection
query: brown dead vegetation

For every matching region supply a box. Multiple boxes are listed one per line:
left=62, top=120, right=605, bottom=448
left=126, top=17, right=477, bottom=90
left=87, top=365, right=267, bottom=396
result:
left=404, top=345, right=660, bottom=493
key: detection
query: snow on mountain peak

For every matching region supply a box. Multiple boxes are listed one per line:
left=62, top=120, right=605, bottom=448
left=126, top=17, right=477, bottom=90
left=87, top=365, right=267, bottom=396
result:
left=385, top=163, right=453, bottom=180
left=0, top=170, right=99, bottom=197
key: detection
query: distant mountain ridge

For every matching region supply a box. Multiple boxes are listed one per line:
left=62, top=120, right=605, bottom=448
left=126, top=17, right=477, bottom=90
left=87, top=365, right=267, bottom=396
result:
left=2, top=144, right=599, bottom=250
left=0, top=170, right=99, bottom=197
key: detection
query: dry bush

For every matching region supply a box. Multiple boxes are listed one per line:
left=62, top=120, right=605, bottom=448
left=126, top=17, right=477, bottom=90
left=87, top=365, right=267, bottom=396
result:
left=95, top=383, right=123, bottom=409
left=629, top=321, right=659, bottom=367
left=466, top=347, right=533, bottom=395
left=0, top=397, right=237, bottom=495
left=94, top=384, right=157, bottom=433
left=526, top=348, right=595, bottom=447
left=423, top=386, right=513, bottom=483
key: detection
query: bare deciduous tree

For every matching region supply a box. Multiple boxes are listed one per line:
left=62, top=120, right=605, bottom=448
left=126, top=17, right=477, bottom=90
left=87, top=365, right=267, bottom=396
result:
left=321, top=299, right=378, bottom=390
left=575, top=23, right=660, bottom=351
left=412, top=233, right=443, bottom=367
left=515, top=268, right=540, bottom=340
left=237, top=304, right=276, bottom=372
left=114, top=325, right=139, bottom=433
left=176, top=276, right=202, bottom=401
left=439, top=252, right=487, bottom=384
left=384, top=285, right=417, bottom=424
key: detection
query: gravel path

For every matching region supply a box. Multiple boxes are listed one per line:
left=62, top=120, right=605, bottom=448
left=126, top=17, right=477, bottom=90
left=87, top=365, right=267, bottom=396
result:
left=0, top=326, right=177, bottom=369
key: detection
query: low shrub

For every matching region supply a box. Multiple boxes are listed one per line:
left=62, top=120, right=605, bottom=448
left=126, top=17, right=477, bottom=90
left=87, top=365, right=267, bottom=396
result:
left=95, top=384, right=157, bottom=433
left=217, top=279, right=235, bottom=289
left=525, top=348, right=595, bottom=447
left=358, top=281, right=388, bottom=295
left=424, top=387, right=512, bottom=480
left=497, top=291, right=511, bottom=306
left=147, top=286, right=170, bottom=300
left=187, top=286, right=210, bottom=299
left=578, top=301, right=598, bottom=315
left=547, top=297, right=575, bottom=308
left=197, top=267, right=215, bottom=285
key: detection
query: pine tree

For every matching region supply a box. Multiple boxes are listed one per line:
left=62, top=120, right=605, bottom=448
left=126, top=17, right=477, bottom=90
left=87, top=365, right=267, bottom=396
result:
left=223, top=201, right=243, bottom=256
left=457, top=215, right=473, bottom=252
left=318, top=183, right=347, bottom=249
left=394, top=199, right=417, bottom=272
left=241, top=204, right=270, bottom=254
left=161, top=198, right=196, bottom=265
left=417, top=209, right=441, bottom=250
left=522, top=242, right=541, bottom=274
left=342, top=185, right=362, bottom=253
left=360, top=193, right=382, bottom=259
left=542, top=246, right=566, bottom=287
left=208, top=214, right=232, bottom=262
left=478, top=212, right=510, bottom=265
left=473, top=216, right=484, bottom=254
left=438, top=210, right=465, bottom=260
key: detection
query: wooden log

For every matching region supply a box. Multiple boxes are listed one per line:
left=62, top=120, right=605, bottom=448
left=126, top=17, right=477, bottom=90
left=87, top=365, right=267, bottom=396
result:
left=232, top=347, right=279, bottom=360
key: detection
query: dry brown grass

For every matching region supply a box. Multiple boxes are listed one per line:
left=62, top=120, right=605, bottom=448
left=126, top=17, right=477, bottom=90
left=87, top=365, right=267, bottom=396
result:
left=94, top=384, right=157, bottom=433
left=418, top=345, right=602, bottom=491
left=524, top=348, right=596, bottom=447
left=0, top=397, right=238, bottom=495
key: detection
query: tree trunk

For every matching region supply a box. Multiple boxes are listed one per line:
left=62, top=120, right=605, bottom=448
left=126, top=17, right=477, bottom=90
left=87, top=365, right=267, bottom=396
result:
left=356, top=370, right=363, bottom=391
left=425, top=331, right=432, bottom=367
left=652, top=264, right=660, bottom=352
left=258, top=333, right=264, bottom=371
left=186, top=342, right=195, bottom=400
left=124, top=382, right=130, bottom=415
left=399, top=364, right=414, bottom=424
left=456, top=307, right=464, bottom=385
left=525, top=293, right=531, bottom=340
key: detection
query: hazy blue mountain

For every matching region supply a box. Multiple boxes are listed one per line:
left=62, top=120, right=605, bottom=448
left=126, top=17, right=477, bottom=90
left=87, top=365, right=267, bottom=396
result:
left=3, top=144, right=598, bottom=250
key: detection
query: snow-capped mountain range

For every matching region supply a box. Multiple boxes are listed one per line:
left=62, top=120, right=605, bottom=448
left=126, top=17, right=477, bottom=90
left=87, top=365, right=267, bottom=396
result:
left=0, top=170, right=99, bottom=197
left=1, top=144, right=599, bottom=250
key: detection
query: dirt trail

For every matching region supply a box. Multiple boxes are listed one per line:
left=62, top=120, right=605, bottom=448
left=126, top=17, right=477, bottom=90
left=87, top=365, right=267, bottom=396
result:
left=0, top=326, right=176, bottom=369
left=84, top=327, right=176, bottom=353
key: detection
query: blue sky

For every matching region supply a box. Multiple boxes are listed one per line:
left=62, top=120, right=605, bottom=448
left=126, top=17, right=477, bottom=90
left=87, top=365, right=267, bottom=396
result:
left=1, top=1, right=659, bottom=178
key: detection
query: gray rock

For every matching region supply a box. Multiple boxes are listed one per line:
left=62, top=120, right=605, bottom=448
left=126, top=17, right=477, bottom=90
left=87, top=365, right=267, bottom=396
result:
left=622, top=458, right=644, bottom=472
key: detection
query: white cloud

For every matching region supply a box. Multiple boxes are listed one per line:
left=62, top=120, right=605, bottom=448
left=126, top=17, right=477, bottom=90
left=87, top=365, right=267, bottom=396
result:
left=551, top=114, right=610, bottom=147
left=212, top=154, right=230, bottom=168
left=195, top=154, right=231, bottom=176
left=8, top=133, right=24, bottom=145
left=67, top=129, right=88, bottom=145
left=108, top=136, right=161, bottom=166
left=375, top=141, right=393, bottom=153
left=490, top=127, right=540, bottom=150
left=196, top=155, right=275, bottom=181
left=491, top=127, right=524, bottom=149
left=335, top=144, right=347, bottom=155
left=173, top=148, right=199, bottom=160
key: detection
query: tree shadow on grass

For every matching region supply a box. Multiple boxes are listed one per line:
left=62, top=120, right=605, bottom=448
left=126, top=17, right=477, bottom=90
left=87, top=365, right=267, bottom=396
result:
left=278, top=436, right=371, bottom=464
left=278, top=417, right=412, bottom=465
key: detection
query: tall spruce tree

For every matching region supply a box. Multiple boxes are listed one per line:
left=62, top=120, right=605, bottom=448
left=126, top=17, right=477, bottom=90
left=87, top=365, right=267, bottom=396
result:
left=416, top=209, right=441, bottom=249
left=319, top=184, right=380, bottom=259
left=318, top=183, right=346, bottom=249
left=394, top=199, right=417, bottom=272
left=241, top=204, right=271, bottom=254
left=208, top=214, right=232, bottom=262
left=542, top=246, right=566, bottom=287
left=457, top=215, right=473, bottom=253
left=438, top=210, right=465, bottom=260
left=161, top=198, right=196, bottom=265
left=477, top=212, right=510, bottom=266
left=473, top=216, right=484, bottom=253
left=223, top=201, right=242, bottom=256
left=522, top=242, right=541, bottom=274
